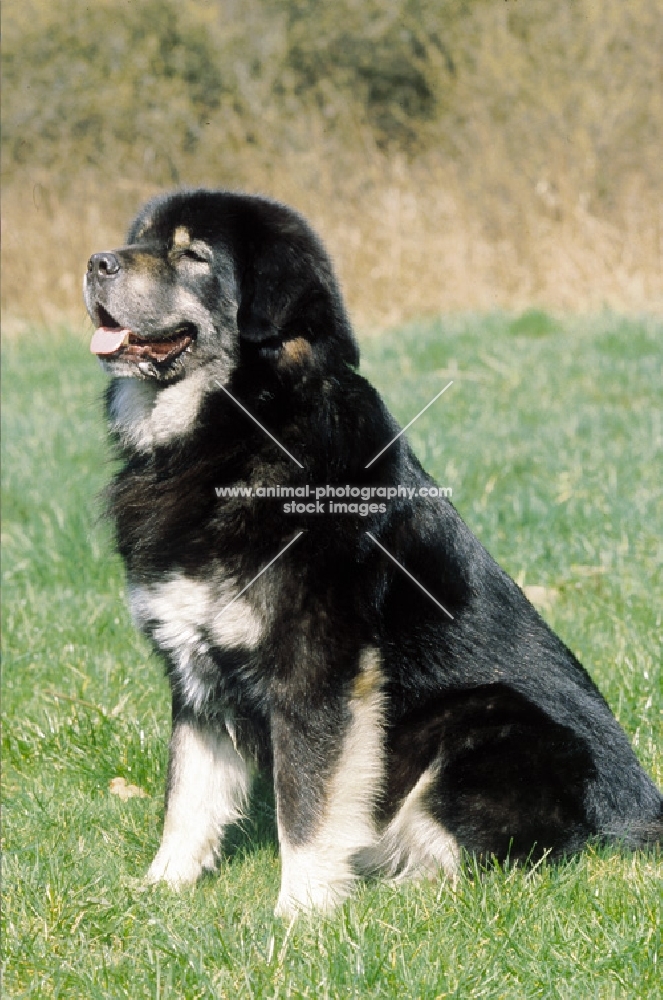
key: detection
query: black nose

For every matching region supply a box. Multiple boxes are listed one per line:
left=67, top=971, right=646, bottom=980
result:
left=87, top=252, right=120, bottom=277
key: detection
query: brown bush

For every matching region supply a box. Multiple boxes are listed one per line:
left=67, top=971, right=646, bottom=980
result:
left=3, top=0, right=662, bottom=329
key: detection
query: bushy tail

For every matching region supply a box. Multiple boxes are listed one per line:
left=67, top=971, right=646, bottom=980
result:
left=607, top=800, right=663, bottom=849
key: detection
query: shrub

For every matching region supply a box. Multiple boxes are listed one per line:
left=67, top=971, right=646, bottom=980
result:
left=2, top=0, right=227, bottom=174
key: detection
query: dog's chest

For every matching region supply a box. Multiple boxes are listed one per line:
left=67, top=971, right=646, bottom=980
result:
left=129, top=572, right=266, bottom=713
left=108, top=373, right=210, bottom=452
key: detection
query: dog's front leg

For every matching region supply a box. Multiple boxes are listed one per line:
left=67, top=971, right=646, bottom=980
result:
left=146, top=711, right=254, bottom=887
left=272, top=649, right=385, bottom=916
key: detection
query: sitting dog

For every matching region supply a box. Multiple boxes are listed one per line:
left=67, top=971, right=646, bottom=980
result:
left=85, top=189, right=662, bottom=915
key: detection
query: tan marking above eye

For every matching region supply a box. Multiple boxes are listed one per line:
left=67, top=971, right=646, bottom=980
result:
left=173, top=226, right=191, bottom=249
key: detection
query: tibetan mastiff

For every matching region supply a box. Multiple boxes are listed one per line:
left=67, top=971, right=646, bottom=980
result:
left=85, top=189, right=661, bottom=915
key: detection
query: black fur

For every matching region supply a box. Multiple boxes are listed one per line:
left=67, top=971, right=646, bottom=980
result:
left=85, top=190, right=661, bottom=909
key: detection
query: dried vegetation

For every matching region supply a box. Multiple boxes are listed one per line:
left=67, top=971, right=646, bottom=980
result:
left=3, top=0, right=662, bottom=328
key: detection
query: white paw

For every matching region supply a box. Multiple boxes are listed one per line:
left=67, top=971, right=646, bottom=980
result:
left=275, top=868, right=353, bottom=917
left=145, top=843, right=216, bottom=888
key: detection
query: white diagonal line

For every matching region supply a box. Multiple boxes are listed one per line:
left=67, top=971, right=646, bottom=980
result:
left=216, top=531, right=304, bottom=619
left=364, top=381, right=454, bottom=469
left=215, top=381, right=304, bottom=468
left=365, top=531, right=454, bottom=620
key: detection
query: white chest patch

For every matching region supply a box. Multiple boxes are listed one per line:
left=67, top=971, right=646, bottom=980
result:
left=129, top=572, right=266, bottom=712
left=108, top=368, right=211, bottom=452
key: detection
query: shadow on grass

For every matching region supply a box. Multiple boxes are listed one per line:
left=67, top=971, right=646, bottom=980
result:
left=223, top=771, right=278, bottom=860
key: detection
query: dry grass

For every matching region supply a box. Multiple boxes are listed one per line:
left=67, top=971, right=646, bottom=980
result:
left=3, top=0, right=663, bottom=329
left=4, top=149, right=661, bottom=333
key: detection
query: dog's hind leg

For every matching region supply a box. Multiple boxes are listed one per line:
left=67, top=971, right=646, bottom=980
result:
left=146, top=714, right=254, bottom=887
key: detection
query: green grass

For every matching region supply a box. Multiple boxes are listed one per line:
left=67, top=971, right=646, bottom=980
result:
left=2, top=317, right=662, bottom=999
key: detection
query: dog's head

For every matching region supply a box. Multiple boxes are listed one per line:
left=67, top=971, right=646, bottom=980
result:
left=84, top=190, right=359, bottom=384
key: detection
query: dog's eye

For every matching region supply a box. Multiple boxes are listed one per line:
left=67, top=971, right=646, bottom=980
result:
left=173, top=242, right=212, bottom=265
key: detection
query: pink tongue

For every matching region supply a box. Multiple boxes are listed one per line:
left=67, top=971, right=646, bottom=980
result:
left=90, top=326, right=132, bottom=356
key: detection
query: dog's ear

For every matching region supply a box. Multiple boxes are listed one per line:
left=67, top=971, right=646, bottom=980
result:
left=236, top=207, right=359, bottom=371
left=236, top=252, right=288, bottom=347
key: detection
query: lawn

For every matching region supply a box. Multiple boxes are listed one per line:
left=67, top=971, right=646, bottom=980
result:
left=2, top=315, right=661, bottom=999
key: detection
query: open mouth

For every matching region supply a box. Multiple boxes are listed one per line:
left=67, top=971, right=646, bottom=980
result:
left=90, top=306, right=195, bottom=364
